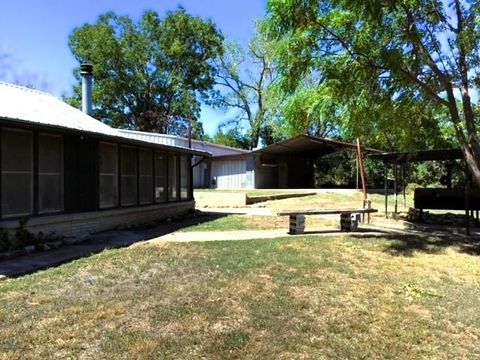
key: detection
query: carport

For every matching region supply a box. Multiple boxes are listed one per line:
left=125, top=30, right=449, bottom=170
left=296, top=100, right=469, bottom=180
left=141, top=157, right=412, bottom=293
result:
left=369, top=148, right=479, bottom=234
left=252, top=135, right=379, bottom=189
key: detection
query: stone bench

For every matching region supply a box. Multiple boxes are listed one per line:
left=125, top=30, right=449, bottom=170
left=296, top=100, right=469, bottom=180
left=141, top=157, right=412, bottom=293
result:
left=277, top=208, right=378, bottom=234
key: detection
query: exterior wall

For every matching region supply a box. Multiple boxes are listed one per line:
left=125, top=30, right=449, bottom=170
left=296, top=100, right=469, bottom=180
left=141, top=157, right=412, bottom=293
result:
left=0, top=201, right=194, bottom=240
left=0, top=122, right=196, bottom=244
left=211, top=158, right=254, bottom=189
left=192, top=156, right=209, bottom=188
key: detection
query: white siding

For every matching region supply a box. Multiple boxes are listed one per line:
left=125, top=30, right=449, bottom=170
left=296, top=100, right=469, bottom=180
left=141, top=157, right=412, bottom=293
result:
left=212, top=159, right=249, bottom=189
left=193, top=161, right=207, bottom=187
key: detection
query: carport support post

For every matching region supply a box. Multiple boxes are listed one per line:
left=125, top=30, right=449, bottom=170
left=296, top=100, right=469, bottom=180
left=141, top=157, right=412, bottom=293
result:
left=384, top=161, right=388, bottom=218
left=465, top=165, right=471, bottom=236
left=394, top=163, right=398, bottom=216
left=402, top=164, right=406, bottom=209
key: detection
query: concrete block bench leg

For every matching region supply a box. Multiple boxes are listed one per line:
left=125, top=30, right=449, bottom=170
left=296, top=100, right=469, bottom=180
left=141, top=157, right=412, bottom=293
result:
left=340, top=213, right=360, bottom=232
left=289, top=215, right=305, bottom=235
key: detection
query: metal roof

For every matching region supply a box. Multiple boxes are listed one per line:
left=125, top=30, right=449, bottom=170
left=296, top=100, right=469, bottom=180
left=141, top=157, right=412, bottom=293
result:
left=254, top=134, right=380, bottom=157
left=368, top=148, right=464, bottom=164
left=0, top=82, right=119, bottom=136
left=118, top=129, right=249, bottom=157
left=0, top=82, right=210, bottom=157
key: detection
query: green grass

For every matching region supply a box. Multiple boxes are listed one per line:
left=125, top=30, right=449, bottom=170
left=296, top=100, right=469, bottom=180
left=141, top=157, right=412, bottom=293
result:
left=179, top=215, right=280, bottom=232
left=1, top=235, right=479, bottom=359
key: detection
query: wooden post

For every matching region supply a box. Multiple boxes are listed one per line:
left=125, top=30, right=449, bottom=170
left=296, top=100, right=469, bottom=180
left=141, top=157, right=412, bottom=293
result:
left=465, top=167, right=471, bottom=236
left=402, top=164, right=406, bottom=209
left=394, top=163, right=398, bottom=216
left=384, top=161, right=388, bottom=218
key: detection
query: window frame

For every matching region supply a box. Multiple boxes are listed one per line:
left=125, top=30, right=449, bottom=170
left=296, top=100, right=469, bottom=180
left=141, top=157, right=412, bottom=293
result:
left=37, top=132, right=64, bottom=214
left=0, top=127, right=34, bottom=219
left=138, top=147, right=153, bottom=205
left=98, top=141, right=119, bottom=210
left=120, top=145, right=138, bottom=207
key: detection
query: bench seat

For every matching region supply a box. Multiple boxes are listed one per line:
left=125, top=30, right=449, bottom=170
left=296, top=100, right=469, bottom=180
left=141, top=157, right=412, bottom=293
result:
left=278, top=208, right=378, bottom=234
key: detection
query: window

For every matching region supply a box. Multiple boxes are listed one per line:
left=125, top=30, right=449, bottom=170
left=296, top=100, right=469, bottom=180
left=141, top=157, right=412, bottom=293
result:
left=121, top=146, right=137, bottom=206
left=1, top=128, right=33, bottom=217
left=168, top=154, right=178, bottom=201
left=139, top=148, right=153, bottom=204
left=180, top=155, right=190, bottom=200
left=154, top=150, right=167, bottom=202
left=99, top=142, right=118, bottom=208
left=38, top=133, right=63, bottom=213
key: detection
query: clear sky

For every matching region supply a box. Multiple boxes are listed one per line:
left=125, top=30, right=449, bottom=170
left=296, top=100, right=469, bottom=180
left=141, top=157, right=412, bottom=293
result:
left=0, top=0, right=266, bottom=135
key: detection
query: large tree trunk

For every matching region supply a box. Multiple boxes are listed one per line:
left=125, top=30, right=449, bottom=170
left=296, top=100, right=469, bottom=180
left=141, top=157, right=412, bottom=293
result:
left=460, top=143, right=480, bottom=187
left=444, top=91, right=480, bottom=187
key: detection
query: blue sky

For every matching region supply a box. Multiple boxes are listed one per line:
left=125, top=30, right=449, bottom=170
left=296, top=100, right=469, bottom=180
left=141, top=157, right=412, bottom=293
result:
left=0, top=0, right=266, bottom=135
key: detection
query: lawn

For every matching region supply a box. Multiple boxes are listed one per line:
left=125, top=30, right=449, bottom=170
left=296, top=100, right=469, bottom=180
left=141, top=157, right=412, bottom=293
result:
left=195, top=188, right=415, bottom=216
left=1, top=234, right=479, bottom=359
left=261, top=191, right=414, bottom=214
left=180, top=214, right=336, bottom=232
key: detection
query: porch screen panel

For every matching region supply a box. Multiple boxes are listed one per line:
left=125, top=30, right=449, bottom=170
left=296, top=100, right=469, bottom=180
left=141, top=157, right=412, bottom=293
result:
left=99, top=142, right=118, bottom=208
left=139, top=148, right=153, bottom=204
left=1, top=128, right=33, bottom=217
left=154, top=150, right=167, bottom=202
left=168, top=154, right=178, bottom=201
left=180, top=155, right=189, bottom=200
left=121, top=146, right=137, bottom=206
left=38, top=133, right=63, bottom=213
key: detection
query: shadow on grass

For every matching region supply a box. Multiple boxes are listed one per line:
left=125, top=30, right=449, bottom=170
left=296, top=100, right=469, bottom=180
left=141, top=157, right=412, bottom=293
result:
left=350, top=230, right=480, bottom=257
left=0, top=211, right=232, bottom=279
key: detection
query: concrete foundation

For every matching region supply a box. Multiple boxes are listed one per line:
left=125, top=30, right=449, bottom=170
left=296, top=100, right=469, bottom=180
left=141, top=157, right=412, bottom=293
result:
left=0, top=201, right=195, bottom=240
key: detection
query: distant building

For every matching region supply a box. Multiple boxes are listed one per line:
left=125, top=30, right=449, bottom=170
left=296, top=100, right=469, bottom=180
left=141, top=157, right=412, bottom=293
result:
left=120, top=131, right=366, bottom=190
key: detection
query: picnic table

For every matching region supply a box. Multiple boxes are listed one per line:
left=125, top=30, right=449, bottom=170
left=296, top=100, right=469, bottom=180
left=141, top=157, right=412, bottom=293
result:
left=277, top=208, right=378, bottom=234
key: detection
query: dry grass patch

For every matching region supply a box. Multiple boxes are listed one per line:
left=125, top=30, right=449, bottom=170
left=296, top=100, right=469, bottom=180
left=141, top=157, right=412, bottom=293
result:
left=1, top=234, right=480, bottom=359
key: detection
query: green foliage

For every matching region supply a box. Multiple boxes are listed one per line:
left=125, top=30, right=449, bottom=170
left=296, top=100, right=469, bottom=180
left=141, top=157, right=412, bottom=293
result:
left=0, top=229, right=10, bottom=252
left=13, top=218, right=35, bottom=250
left=264, top=0, right=480, bottom=184
left=211, top=127, right=250, bottom=150
left=314, top=151, right=385, bottom=188
left=67, top=8, right=223, bottom=137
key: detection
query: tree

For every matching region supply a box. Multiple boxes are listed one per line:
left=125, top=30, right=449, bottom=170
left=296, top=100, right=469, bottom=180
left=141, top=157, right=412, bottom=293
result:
left=267, top=74, right=341, bottom=140
left=210, top=30, right=276, bottom=149
left=67, top=8, right=223, bottom=137
left=211, top=126, right=251, bottom=149
left=265, top=0, right=480, bottom=183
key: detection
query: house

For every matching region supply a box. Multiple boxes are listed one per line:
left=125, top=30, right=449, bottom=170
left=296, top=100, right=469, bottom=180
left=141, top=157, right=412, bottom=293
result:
left=0, top=81, right=209, bottom=239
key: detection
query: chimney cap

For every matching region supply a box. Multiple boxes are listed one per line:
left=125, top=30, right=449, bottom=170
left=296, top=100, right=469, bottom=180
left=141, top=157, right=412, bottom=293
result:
left=80, top=63, right=93, bottom=75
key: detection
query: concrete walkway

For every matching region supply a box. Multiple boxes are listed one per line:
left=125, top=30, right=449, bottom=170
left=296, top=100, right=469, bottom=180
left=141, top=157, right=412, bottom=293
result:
left=140, top=229, right=288, bottom=244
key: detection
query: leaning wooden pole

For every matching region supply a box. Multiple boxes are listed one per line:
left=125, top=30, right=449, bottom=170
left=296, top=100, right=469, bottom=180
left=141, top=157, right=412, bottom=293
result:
left=356, top=138, right=370, bottom=223
left=356, top=138, right=368, bottom=200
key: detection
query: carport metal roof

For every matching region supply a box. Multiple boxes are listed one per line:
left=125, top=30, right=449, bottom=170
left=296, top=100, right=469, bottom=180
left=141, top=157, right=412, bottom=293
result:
left=253, top=134, right=381, bottom=157
left=368, top=148, right=464, bottom=164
